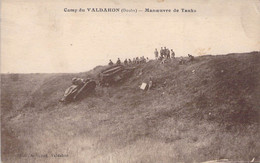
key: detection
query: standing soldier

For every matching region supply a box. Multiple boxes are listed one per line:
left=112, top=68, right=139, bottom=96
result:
left=141, top=56, right=146, bottom=63
left=154, top=48, right=159, bottom=60
left=140, top=56, right=143, bottom=63
left=171, top=49, right=175, bottom=58
left=116, top=58, right=121, bottom=65
left=108, top=59, right=113, bottom=66
left=166, top=48, right=170, bottom=59
left=128, top=59, right=132, bottom=64
left=124, top=59, right=128, bottom=65
left=160, top=47, right=164, bottom=58
left=164, top=47, right=167, bottom=58
left=136, top=57, right=140, bottom=64
left=148, top=77, right=153, bottom=90
left=133, top=58, right=136, bottom=64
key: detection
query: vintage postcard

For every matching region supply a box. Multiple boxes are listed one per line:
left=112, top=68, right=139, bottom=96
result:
left=1, top=0, right=260, bottom=162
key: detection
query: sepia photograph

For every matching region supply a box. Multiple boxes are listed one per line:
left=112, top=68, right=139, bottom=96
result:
left=1, top=0, right=260, bottom=162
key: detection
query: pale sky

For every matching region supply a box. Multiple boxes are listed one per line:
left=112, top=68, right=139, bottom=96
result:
left=1, top=0, right=260, bottom=73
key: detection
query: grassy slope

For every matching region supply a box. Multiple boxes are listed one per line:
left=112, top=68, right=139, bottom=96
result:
left=1, top=52, right=260, bottom=163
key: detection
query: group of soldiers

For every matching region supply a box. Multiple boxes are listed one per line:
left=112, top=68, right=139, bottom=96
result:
left=154, top=47, right=175, bottom=60
left=108, top=56, right=149, bottom=66
left=154, top=47, right=195, bottom=64
left=108, top=47, right=195, bottom=66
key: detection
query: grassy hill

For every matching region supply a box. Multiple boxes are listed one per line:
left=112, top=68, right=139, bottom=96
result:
left=1, top=52, right=260, bottom=163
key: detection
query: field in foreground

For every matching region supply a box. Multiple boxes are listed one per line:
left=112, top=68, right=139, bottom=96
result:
left=1, top=52, right=260, bottom=163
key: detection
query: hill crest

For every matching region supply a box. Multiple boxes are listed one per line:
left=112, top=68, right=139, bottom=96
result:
left=1, top=52, right=260, bottom=162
